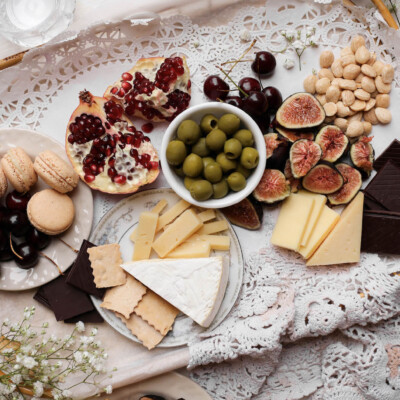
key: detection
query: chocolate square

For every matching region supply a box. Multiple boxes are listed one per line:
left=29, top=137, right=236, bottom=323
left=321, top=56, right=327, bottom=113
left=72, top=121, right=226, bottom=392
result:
left=363, top=191, right=388, bottom=211
left=364, top=160, right=400, bottom=212
left=33, top=287, right=51, bottom=309
left=64, top=310, right=104, bottom=324
left=66, top=240, right=105, bottom=299
left=374, top=139, right=400, bottom=171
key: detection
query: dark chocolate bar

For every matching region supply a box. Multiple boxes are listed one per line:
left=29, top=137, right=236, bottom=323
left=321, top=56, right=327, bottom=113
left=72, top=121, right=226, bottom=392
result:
left=64, top=310, right=104, bottom=324
left=374, top=139, right=400, bottom=171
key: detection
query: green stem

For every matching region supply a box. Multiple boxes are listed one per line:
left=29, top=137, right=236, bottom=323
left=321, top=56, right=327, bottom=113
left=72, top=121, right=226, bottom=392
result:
left=216, top=66, right=248, bottom=97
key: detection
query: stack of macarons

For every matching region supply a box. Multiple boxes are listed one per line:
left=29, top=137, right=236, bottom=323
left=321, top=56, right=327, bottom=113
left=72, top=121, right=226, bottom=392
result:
left=0, top=147, right=79, bottom=235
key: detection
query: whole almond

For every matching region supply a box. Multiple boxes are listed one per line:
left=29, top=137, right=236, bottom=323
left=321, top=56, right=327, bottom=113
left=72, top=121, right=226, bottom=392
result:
left=355, top=46, right=370, bottom=64
left=343, top=64, right=361, bottom=80
left=355, top=72, right=365, bottom=83
left=331, top=78, right=343, bottom=87
left=375, top=93, right=390, bottom=108
left=316, top=94, right=327, bottom=106
left=339, top=79, right=357, bottom=91
left=361, top=64, right=376, bottom=78
left=351, top=35, right=365, bottom=53
left=361, top=76, right=376, bottom=93
left=340, top=47, right=354, bottom=57
left=326, top=85, right=341, bottom=103
left=364, top=108, right=379, bottom=125
left=350, top=99, right=366, bottom=112
left=320, top=50, right=335, bottom=68
left=354, top=88, right=370, bottom=101
left=341, top=54, right=356, bottom=67
left=381, top=64, right=394, bottom=84
left=346, top=121, right=364, bottom=138
left=334, top=117, right=348, bottom=132
left=364, top=98, right=376, bottom=112
left=318, top=68, right=334, bottom=81
left=367, top=52, right=377, bottom=66
left=347, top=112, right=363, bottom=123
left=363, top=121, right=372, bottom=134
left=324, top=102, right=338, bottom=117
left=316, top=78, right=330, bottom=94
left=331, top=59, right=344, bottom=78
left=372, top=60, right=385, bottom=75
left=303, top=75, right=318, bottom=94
left=375, top=107, right=392, bottom=124
left=375, top=76, right=391, bottom=94
left=336, top=101, right=351, bottom=117
left=341, top=90, right=355, bottom=106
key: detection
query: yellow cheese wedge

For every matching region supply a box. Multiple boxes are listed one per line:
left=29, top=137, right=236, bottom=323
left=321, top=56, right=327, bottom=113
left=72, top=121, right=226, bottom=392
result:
left=132, top=212, right=158, bottom=261
left=167, top=240, right=211, bottom=258
left=197, top=209, right=216, bottom=222
left=298, top=191, right=327, bottom=247
left=271, top=193, right=315, bottom=251
left=156, top=199, right=191, bottom=232
left=197, top=220, right=229, bottom=235
left=152, top=209, right=203, bottom=258
left=299, top=206, right=340, bottom=259
left=307, top=192, right=364, bottom=266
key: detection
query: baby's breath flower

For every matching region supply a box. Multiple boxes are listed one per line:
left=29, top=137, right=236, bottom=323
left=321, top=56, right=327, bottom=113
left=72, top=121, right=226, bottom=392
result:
left=22, top=356, right=38, bottom=369
left=42, top=322, right=49, bottom=328
left=74, top=351, right=83, bottom=363
left=104, top=385, right=113, bottom=394
left=76, top=321, right=85, bottom=332
left=91, top=327, right=98, bottom=336
left=3, top=317, right=9, bottom=326
left=33, top=381, right=44, bottom=397
left=62, top=389, right=72, bottom=397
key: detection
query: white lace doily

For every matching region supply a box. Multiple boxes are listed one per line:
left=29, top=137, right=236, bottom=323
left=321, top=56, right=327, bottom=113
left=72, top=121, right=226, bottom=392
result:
left=1, top=1, right=400, bottom=399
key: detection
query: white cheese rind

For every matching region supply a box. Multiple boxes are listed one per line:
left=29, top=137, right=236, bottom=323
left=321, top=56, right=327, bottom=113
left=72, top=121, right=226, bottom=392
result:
left=121, top=256, right=228, bottom=328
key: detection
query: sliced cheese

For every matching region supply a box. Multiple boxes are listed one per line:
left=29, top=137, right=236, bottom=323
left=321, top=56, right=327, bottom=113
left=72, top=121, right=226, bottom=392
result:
left=152, top=209, right=203, bottom=258
left=307, top=192, right=364, bottom=266
left=298, top=191, right=327, bottom=247
left=197, top=209, right=216, bottom=222
left=271, top=193, right=315, bottom=251
left=121, top=256, right=228, bottom=327
left=199, top=235, right=230, bottom=250
left=132, top=212, right=158, bottom=260
left=197, top=219, right=229, bottom=235
left=167, top=240, right=211, bottom=258
left=299, top=206, right=340, bottom=259
left=156, top=199, right=191, bottom=232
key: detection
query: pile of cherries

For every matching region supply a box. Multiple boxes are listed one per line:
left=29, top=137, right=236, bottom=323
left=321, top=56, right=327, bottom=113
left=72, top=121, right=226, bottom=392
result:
left=0, top=191, right=50, bottom=269
left=203, top=51, right=282, bottom=132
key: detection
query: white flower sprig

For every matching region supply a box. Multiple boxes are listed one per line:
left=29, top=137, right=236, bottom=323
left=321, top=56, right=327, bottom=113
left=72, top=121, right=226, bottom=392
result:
left=0, top=307, right=114, bottom=400
left=280, top=27, right=317, bottom=70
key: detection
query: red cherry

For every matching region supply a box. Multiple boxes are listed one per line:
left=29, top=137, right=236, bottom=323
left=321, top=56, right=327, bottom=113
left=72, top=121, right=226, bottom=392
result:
left=203, top=75, right=230, bottom=101
left=262, top=86, right=282, bottom=111
left=242, top=91, right=268, bottom=117
left=225, top=96, right=243, bottom=109
left=251, top=51, right=276, bottom=76
left=238, top=77, right=261, bottom=98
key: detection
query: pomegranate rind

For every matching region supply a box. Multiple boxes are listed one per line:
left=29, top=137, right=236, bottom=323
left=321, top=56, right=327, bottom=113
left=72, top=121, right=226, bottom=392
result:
left=328, top=163, right=362, bottom=205
left=275, top=125, right=314, bottom=143
left=276, top=92, right=325, bottom=129
left=253, top=169, right=291, bottom=204
left=284, top=159, right=300, bottom=193
left=289, top=139, right=322, bottom=179
left=220, top=197, right=263, bottom=230
left=350, top=138, right=375, bottom=178
left=315, top=125, right=349, bottom=163
left=104, top=56, right=191, bottom=122
left=65, top=92, right=159, bottom=194
left=302, top=162, right=344, bottom=194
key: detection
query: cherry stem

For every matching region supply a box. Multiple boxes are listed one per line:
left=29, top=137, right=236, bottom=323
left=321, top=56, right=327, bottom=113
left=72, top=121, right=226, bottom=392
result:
left=57, top=238, right=79, bottom=253
left=224, top=38, right=257, bottom=77
left=9, top=235, right=22, bottom=260
left=221, top=59, right=253, bottom=65
left=39, top=252, right=63, bottom=275
left=217, top=66, right=248, bottom=97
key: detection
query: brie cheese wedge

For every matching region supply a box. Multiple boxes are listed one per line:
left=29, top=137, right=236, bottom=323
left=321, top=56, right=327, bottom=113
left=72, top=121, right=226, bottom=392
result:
left=121, top=256, right=228, bottom=328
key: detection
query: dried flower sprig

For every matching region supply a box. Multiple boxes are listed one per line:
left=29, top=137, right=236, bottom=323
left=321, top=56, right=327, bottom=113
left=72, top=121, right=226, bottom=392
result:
left=0, top=307, right=114, bottom=399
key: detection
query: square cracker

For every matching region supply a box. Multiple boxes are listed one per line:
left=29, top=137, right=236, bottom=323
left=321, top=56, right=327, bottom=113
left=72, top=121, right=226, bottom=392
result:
left=134, top=290, right=179, bottom=335
left=117, top=312, right=164, bottom=350
left=87, top=244, right=126, bottom=288
left=100, top=276, right=147, bottom=319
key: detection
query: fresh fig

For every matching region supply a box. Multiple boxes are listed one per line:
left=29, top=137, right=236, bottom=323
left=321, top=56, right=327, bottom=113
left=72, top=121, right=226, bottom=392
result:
left=275, top=125, right=315, bottom=143
left=276, top=92, right=325, bottom=129
left=264, top=133, right=284, bottom=159
left=253, top=169, right=291, bottom=204
left=328, top=163, right=362, bottom=205
left=302, top=162, right=344, bottom=194
left=284, top=159, right=300, bottom=193
left=315, top=125, right=349, bottom=163
left=264, top=133, right=289, bottom=171
left=220, top=197, right=263, bottom=230
left=289, top=139, right=322, bottom=179
left=350, top=136, right=375, bottom=178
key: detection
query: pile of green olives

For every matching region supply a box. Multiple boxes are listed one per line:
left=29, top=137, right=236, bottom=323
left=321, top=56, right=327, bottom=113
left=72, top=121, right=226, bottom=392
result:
left=166, top=113, right=260, bottom=201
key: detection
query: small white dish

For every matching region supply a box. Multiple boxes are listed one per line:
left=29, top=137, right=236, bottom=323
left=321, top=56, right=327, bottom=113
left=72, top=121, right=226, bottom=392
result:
left=161, top=102, right=266, bottom=208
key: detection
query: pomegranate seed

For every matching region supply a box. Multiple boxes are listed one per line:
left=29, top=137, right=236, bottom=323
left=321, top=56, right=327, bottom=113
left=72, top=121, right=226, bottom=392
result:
left=83, top=166, right=92, bottom=174
left=133, top=138, right=142, bottom=148
left=114, top=175, right=126, bottom=185
left=141, top=123, right=153, bottom=133
left=108, top=157, right=115, bottom=167
left=108, top=167, right=117, bottom=178
left=98, top=166, right=104, bottom=174
left=126, top=126, right=136, bottom=133
left=143, top=136, right=150, bottom=142
left=122, top=72, right=133, bottom=81
left=150, top=161, right=159, bottom=170
left=122, top=81, right=132, bottom=91
left=83, top=155, right=93, bottom=165
left=117, top=88, right=125, bottom=97
left=130, top=148, right=138, bottom=158
left=187, top=80, right=191, bottom=89
left=105, top=122, right=111, bottom=129
left=175, top=65, right=184, bottom=75
left=110, top=87, right=118, bottom=94
left=84, top=174, right=95, bottom=183
left=90, top=164, right=97, bottom=173
left=67, top=135, right=75, bottom=144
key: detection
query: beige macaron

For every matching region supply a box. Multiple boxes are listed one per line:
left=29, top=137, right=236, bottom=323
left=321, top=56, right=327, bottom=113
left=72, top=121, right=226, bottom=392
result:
left=27, top=189, right=75, bottom=235
left=1, top=147, right=37, bottom=192
left=0, top=166, right=8, bottom=198
left=34, top=150, right=79, bottom=193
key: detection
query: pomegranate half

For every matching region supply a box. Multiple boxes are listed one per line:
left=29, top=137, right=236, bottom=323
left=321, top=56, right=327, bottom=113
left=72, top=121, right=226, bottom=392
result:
left=66, top=90, right=159, bottom=194
left=104, top=56, right=191, bottom=122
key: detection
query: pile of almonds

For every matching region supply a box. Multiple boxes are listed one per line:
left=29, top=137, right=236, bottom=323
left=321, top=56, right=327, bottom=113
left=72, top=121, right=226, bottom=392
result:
left=303, top=35, right=393, bottom=138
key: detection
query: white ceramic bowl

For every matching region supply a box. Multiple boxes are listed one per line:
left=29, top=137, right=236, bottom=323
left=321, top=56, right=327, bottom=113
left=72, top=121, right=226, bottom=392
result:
left=161, top=102, right=266, bottom=208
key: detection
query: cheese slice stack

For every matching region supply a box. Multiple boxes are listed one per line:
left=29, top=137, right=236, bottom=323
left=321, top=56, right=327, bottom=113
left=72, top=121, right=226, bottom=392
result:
left=121, top=257, right=228, bottom=328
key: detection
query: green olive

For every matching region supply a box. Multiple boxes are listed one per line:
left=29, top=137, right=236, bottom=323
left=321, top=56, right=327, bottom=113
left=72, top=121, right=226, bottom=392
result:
left=205, top=129, right=227, bottom=152
left=218, top=113, right=241, bottom=135
left=216, top=153, right=237, bottom=174
left=234, top=129, right=254, bottom=147
left=191, top=137, right=210, bottom=157
left=166, top=140, right=187, bottom=166
left=235, top=163, right=252, bottom=178
left=177, top=120, right=201, bottom=145
left=204, top=162, right=223, bottom=184
left=227, top=172, right=247, bottom=192
left=200, top=114, right=218, bottom=133
left=240, top=147, right=259, bottom=169
left=224, top=138, right=242, bottom=160
left=190, top=180, right=213, bottom=201
left=184, top=176, right=201, bottom=190
left=183, top=153, right=203, bottom=177
left=173, top=165, right=185, bottom=177
left=202, top=157, right=215, bottom=169
left=212, top=179, right=229, bottom=199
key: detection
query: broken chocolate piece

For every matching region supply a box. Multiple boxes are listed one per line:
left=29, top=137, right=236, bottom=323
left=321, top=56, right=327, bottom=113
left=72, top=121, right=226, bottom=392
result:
left=374, top=139, right=400, bottom=171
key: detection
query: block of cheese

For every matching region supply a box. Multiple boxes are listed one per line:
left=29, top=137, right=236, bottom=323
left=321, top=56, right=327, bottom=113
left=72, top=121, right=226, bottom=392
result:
left=167, top=240, right=211, bottom=258
left=132, top=212, right=158, bottom=261
left=299, top=206, right=340, bottom=259
left=156, top=199, right=191, bottom=232
left=197, top=209, right=216, bottom=222
left=200, top=235, right=230, bottom=250
left=307, top=192, right=364, bottom=266
left=152, top=209, right=203, bottom=258
left=271, top=193, right=315, bottom=251
left=197, top=219, right=229, bottom=235
left=298, top=191, right=327, bottom=247
left=121, top=256, right=228, bottom=327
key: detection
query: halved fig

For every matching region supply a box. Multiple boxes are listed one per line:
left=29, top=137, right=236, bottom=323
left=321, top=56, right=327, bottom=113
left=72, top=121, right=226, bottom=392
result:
left=275, top=125, right=315, bottom=143
left=253, top=169, right=291, bottom=204
left=276, top=92, right=325, bottom=129
left=264, top=133, right=284, bottom=159
left=220, top=197, right=263, bottom=230
left=264, top=133, right=289, bottom=171
left=289, top=139, right=322, bottom=179
left=315, top=125, right=349, bottom=163
left=302, top=162, right=344, bottom=194
left=328, top=163, right=362, bottom=205
left=284, top=159, right=300, bottom=193
left=350, top=136, right=375, bottom=178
